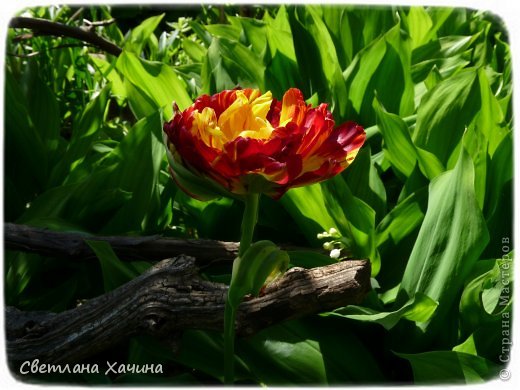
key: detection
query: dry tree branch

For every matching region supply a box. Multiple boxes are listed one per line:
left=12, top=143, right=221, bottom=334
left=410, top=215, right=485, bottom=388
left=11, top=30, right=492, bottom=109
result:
left=4, top=223, right=320, bottom=264
left=9, top=16, right=122, bottom=56
left=6, top=256, right=371, bottom=365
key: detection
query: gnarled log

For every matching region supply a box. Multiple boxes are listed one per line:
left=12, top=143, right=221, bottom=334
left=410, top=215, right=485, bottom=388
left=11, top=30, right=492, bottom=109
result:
left=6, top=256, right=370, bottom=365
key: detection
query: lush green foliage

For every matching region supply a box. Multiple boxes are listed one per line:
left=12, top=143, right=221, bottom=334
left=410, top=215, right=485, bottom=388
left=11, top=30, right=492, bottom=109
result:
left=5, top=4, right=512, bottom=385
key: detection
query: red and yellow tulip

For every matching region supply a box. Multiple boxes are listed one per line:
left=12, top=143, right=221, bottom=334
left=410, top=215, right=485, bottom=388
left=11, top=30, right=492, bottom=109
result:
left=163, top=88, right=365, bottom=200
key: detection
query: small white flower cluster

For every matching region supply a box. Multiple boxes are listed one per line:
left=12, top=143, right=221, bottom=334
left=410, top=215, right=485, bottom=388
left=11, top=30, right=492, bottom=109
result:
left=317, top=227, right=347, bottom=260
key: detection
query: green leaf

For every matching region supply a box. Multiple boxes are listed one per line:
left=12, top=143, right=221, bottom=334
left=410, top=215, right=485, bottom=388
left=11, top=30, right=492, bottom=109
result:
left=89, top=54, right=126, bottom=101
left=404, top=7, right=434, bottom=49
left=4, top=70, right=48, bottom=212
left=397, top=351, right=500, bottom=384
left=344, top=21, right=414, bottom=125
left=413, top=68, right=481, bottom=164
left=373, top=97, right=444, bottom=180
left=201, top=37, right=265, bottom=94
left=47, top=86, right=110, bottom=187
left=86, top=240, right=139, bottom=292
left=238, top=318, right=386, bottom=384
left=100, top=113, right=165, bottom=233
left=125, top=14, right=165, bottom=54
left=376, top=187, right=428, bottom=251
left=174, top=330, right=251, bottom=382
left=322, top=176, right=379, bottom=275
left=289, top=6, right=348, bottom=119
left=398, top=146, right=489, bottom=335
left=25, top=60, right=60, bottom=159
left=230, top=16, right=267, bottom=57
left=228, top=240, right=289, bottom=308
left=326, top=292, right=438, bottom=330
left=281, top=184, right=338, bottom=246
left=116, top=50, right=192, bottom=118
left=343, top=146, right=387, bottom=221
left=263, top=5, right=299, bottom=98
left=484, top=131, right=512, bottom=220
left=182, top=39, right=206, bottom=63
left=459, top=256, right=513, bottom=333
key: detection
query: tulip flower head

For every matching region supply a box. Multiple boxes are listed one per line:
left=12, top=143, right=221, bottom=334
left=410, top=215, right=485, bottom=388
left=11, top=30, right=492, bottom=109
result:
left=163, top=88, right=365, bottom=200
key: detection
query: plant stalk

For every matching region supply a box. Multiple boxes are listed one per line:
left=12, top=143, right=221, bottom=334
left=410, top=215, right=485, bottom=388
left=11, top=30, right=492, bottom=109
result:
left=224, top=192, right=260, bottom=384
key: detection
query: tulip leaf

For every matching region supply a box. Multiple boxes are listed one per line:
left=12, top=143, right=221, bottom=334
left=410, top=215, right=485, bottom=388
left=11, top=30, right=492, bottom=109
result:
left=228, top=240, right=289, bottom=308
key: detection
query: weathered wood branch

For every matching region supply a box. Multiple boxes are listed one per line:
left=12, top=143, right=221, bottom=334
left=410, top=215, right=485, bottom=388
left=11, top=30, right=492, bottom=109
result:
left=6, top=256, right=370, bottom=365
left=9, top=17, right=122, bottom=56
left=5, top=222, right=239, bottom=263
left=4, top=223, right=318, bottom=264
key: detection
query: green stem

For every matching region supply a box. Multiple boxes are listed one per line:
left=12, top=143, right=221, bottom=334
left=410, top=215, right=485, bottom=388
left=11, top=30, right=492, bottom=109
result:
left=224, top=299, right=236, bottom=384
left=238, top=193, right=260, bottom=257
left=223, top=192, right=260, bottom=384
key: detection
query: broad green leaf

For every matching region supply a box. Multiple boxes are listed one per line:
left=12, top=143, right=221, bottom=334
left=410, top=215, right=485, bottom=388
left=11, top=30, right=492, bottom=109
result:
left=99, top=113, right=165, bottom=233
left=344, top=21, right=414, bottom=125
left=86, top=240, right=139, bottom=292
left=281, top=184, right=338, bottom=246
left=376, top=185, right=428, bottom=291
left=322, top=176, right=379, bottom=275
left=373, top=97, right=444, bottom=180
left=125, top=14, right=165, bottom=54
left=205, top=23, right=241, bottom=41
left=48, top=86, right=110, bottom=186
left=289, top=6, right=348, bottom=119
left=411, top=34, right=478, bottom=82
left=484, top=132, right=512, bottom=220
left=89, top=54, right=126, bottom=101
left=376, top=187, right=427, bottom=250
left=398, top=147, right=489, bottom=336
left=181, top=39, right=206, bottom=63
left=174, top=330, right=251, bottom=383
left=326, top=292, right=438, bottom=330
left=413, top=68, right=481, bottom=163
left=4, top=70, right=48, bottom=213
left=459, top=256, right=513, bottom=333
left=397, top=351, right=499, bottom=384
left=474, top=68, right=508, bottom=156
left=238, top=318, right=386, bottom=384
left=230, top=16, right=267, bottom=57
left=264, top=5, right=299, bottom=98
left=321, top=6, right=358, bottom=68
left=404, top=7, right=433, bottom=49
left=201, top=37, right=265, bottom=94
left=25, top=60, right=60, bottom=160
left=228, top=240, right=289, bottom=308
left=343, top=146, right=387, bottom=222
left=116, top=50, right=192, bottom=118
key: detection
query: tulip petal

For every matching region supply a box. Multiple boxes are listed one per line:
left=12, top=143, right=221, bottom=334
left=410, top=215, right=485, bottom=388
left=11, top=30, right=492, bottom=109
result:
left=163, top=88, right=365, bottom=199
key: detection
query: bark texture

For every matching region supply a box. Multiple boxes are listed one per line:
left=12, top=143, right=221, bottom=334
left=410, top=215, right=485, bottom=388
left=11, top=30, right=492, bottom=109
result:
left=6, top=256, right=370, bottom=365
